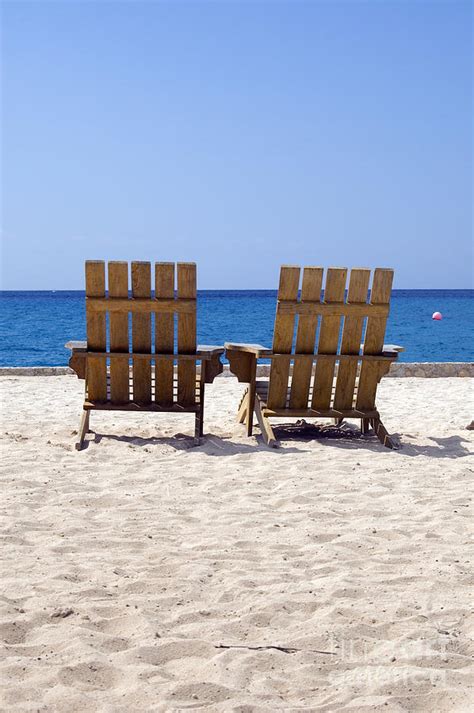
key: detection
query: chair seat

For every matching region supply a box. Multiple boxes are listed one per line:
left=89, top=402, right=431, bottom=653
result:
left=255, top=379, right=359, bottom=411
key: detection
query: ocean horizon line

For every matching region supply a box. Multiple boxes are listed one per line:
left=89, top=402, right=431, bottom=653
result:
left=1, top=288, right=473, bottom=294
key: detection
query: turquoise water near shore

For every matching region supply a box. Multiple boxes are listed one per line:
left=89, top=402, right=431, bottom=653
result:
left=0, top=290, right=472, bottom=366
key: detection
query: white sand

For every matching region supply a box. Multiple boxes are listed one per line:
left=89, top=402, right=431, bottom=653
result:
left=1, top=375, right=473, bottom=712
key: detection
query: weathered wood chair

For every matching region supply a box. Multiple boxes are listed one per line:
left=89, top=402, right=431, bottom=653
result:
left=67, top=261, right=223, bottom=450
left=225, top=266, right=403, bottom=449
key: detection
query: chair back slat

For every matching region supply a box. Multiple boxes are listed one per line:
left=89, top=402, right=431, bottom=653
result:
left=108, top=262, right=130, bottom=404
left=84, top=260, right=199, bottom=407
left=356, top=269, right=393, bottom=410
left=131, top=262, right=152, bottom=403
left=311, top=268, right=347, bottom=410
left=259, top=264, right=394, bottom=416
left=85, top=261, right=107, bottom=401
left=289, top=267, right=323, bottom=408
left=155, top=262, right=175, bottom=405
left=333, top=269, right=370, bottom=410
left=267, top=266, right=300, bottom=409
left=177, top=263, right=197, bottom=406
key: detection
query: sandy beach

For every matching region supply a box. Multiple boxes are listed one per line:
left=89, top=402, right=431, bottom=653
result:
left=1, top=374, right=473, bottom=712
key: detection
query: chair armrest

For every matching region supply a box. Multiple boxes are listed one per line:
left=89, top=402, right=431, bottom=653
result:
left=197, top=346, right=224, bottom=382
left=65, top=342, right=224, bottom=382
left=224, top=343, right=272, bottom=383
left=381, top=344, right=404, bottom=357
left=359, top=342, right=404, bottom=355
left=65, top=341, right=87, bottom=379
left=65, top=342, right=224, bottom=357
left=382, top=344, right=404, bottom=352
left=224, top=342, right=273, bottom=358
left=196, top=345, right=225, bottom=358
left=65, top=340, right=87, bottom=352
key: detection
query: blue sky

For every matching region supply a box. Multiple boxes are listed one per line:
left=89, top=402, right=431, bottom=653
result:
left=1, top=0, right=472, bottom=289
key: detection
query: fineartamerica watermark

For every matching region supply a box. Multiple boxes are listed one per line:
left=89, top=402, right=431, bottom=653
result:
left=327, top=637, right=449, bottom=688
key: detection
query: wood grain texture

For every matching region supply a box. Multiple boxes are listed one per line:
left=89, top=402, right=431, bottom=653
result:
left=311, top=268, right=347, bottom=410
left=86, top=297, right=195, bottom=313
left=177, top=263, right=197, bottom=406
left=289, top=267, right=323, bottom=409
left=254, top=395, right=277, bottom=447
left=86, top=352, right=212, bottom=361
left=356, top=269, right=394, bottom=410
left=240, top=353, right=393, bottom=363
left=108, top=262, right=130, bottom=403
left=131, top=262, right=152, bottom=404
left=277, top=302, right=388, bottom=317
left=267, top=266, right=300, bottom=409
left=155, top=262, right=175, bottom=405
left=262, top=407, right=379, bottom=419
left=85, top=261, right=107, bottom=401
left=333, top=268, right=370, bottom=410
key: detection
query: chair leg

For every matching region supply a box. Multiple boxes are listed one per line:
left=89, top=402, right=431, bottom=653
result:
left=246, top=388, right=255, bottom=436
left=254, top=397, right=278, bottom=447
left=236, top=389, right=249, bottom=424
left=76, top=410, right=90, bottom=451
left=361, top=418, right=371, bottom=435
left=194, top=377, right=205, bottom=445
left=334, top=418, right=344, bottom=426
left=194, top=411, right=202, bottom=445
left=245, top=359, right=257, bottom=437
left=371, top=418, right=396, bottom=449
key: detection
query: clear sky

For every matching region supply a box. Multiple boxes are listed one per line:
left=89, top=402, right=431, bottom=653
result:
left=1, top=0, right=472, bottom=290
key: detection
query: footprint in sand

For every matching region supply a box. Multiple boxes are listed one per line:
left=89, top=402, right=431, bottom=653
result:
left=0, top=621, right=28, bottom=645
left=169, top=681, right=233, bottom=705
left=93, top=636, right=132, bottom=654
left=134, top=640, right=216, bottom=666
left=57, top=661, right=119, bottom=691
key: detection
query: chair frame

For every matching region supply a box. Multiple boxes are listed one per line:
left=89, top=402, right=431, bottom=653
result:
left=67, top=261, right=223, bottom=449
left=225, top=266, right=403, bottom=449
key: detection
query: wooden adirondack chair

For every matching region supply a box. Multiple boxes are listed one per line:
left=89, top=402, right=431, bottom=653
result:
left=225, top=266, right=403, bottom=449
left=67, top=261, right=223, bottom=450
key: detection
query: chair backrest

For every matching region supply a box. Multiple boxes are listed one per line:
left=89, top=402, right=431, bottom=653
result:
left=85, top=260, right=197, bottom=406
left=267, top=266, right=394, bottom=412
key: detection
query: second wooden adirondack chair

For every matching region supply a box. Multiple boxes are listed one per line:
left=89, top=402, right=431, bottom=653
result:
left=225, top=266, right=403, bottom=448
left=67, top=261, right=223, bottom=449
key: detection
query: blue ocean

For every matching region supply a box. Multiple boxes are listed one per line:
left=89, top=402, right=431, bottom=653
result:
left=0, top=290, right=472, bottom=366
